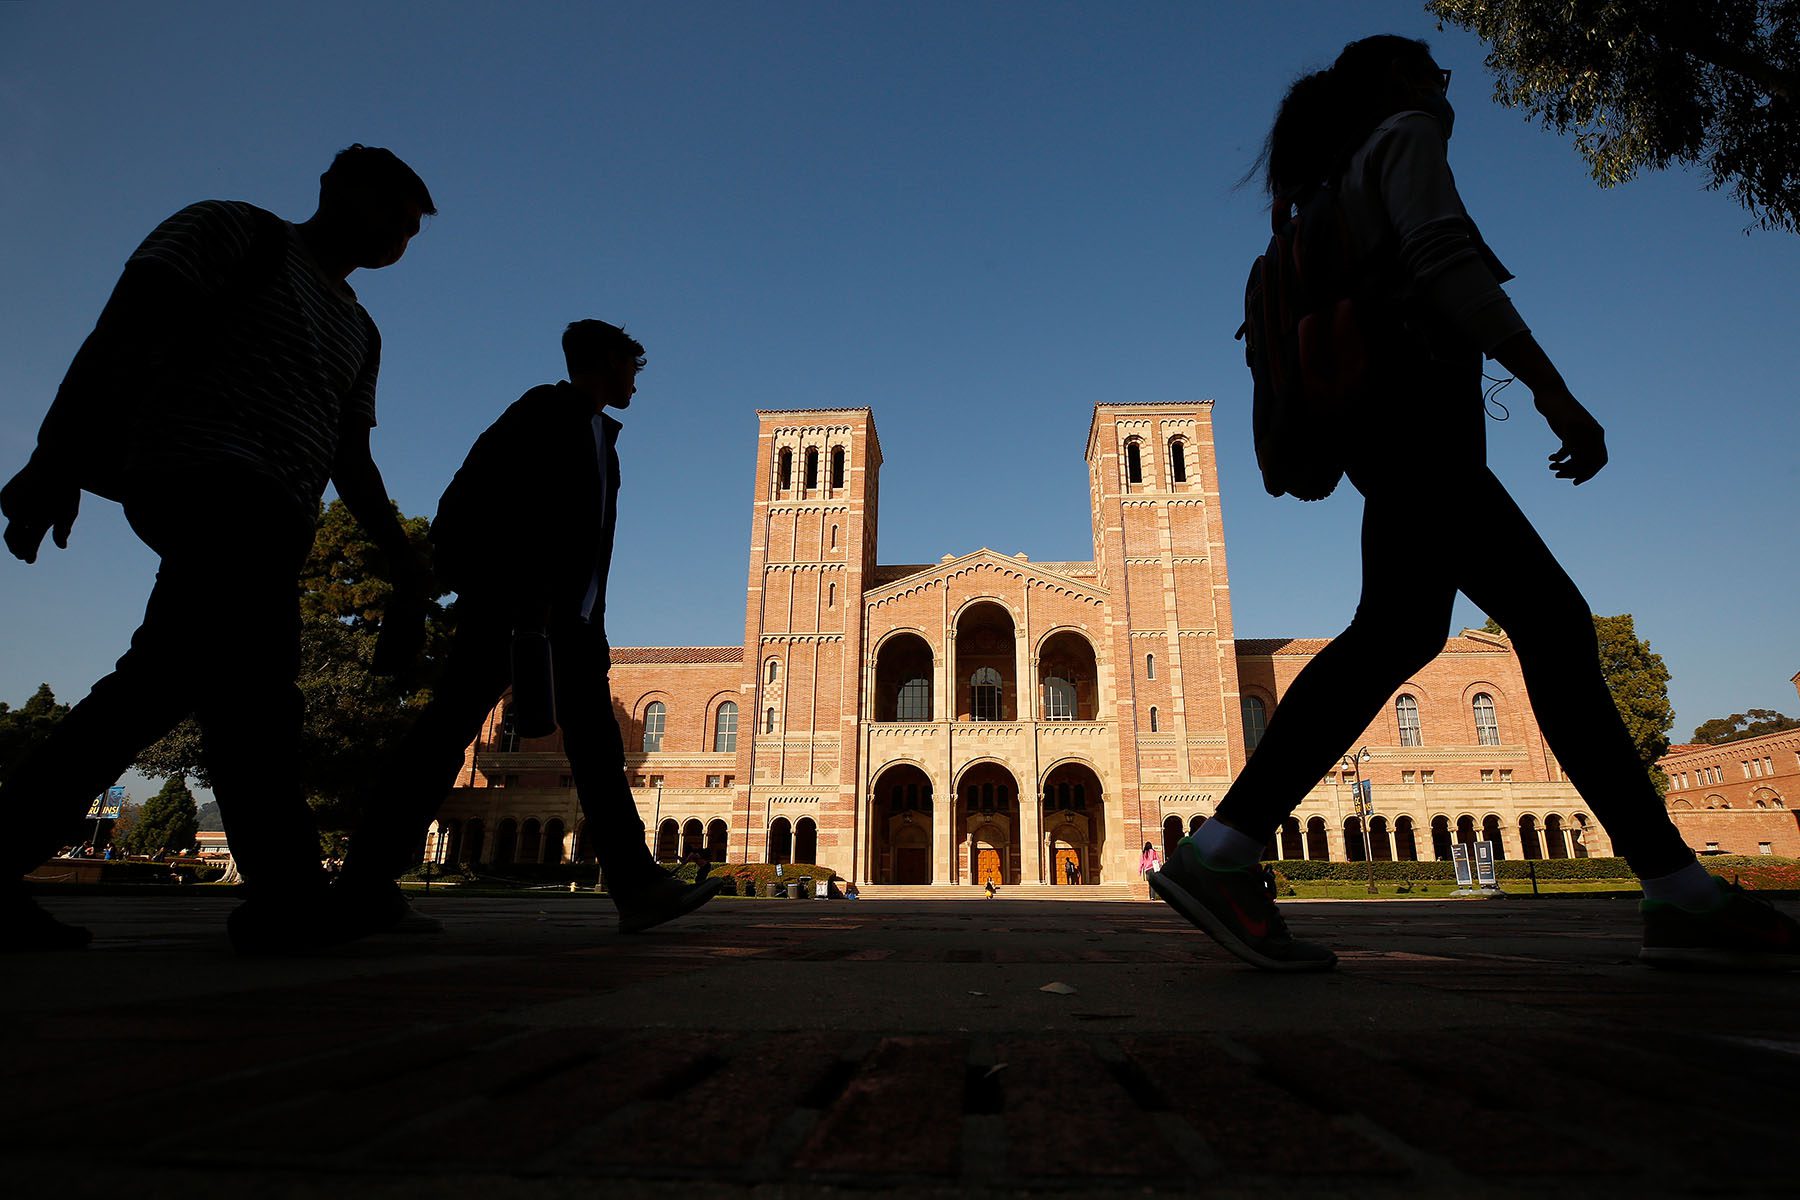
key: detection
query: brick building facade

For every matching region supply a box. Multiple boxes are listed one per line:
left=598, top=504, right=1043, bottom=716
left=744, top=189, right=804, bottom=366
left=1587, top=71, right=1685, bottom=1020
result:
left=1658, top=672, right=1800, bottom=857
left=425, top=403, right=1613, bottom=885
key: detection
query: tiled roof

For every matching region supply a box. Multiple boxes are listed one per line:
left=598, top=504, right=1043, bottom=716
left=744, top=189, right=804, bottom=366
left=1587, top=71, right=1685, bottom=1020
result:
left=610, top=647, right=744, bottom=664
left=1235, top=635, right=1505, bottom=656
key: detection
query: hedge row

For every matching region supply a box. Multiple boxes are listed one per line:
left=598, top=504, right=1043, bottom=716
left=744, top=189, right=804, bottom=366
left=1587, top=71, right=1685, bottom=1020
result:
left=1263, top=857, right=1639, bottom=882
left=702, top=862, right=838, bottom=897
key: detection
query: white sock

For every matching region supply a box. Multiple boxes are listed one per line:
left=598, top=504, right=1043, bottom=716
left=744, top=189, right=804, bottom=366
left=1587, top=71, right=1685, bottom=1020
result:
left=1190, top=819, right=1265, bottom=869
left=1640, top=862, right=1724, bottom=911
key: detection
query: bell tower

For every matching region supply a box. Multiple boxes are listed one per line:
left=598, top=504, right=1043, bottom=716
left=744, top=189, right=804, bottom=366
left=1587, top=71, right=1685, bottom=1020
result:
left=733, top=409, right=882, bottom=864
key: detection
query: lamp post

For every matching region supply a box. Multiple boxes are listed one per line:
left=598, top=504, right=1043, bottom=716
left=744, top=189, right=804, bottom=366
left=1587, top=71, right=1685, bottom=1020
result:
left=1341, top=747, right=1375, bottom=894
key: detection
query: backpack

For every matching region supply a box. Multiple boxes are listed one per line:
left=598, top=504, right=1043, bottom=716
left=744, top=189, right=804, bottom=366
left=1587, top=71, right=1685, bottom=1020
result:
left=1235, top=183, right=1383, bottom=502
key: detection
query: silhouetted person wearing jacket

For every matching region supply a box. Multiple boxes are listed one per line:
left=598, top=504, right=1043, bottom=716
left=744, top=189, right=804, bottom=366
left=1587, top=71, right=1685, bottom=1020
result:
left=340, top=320, right=721, bottom=934
left=1, top=146, right=435, bottom=953
left=1150, top=35, right=1799, bottom=973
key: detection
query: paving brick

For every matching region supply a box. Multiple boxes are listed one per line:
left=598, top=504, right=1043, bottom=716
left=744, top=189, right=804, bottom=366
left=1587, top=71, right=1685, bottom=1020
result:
left=996, top=1039, right=1184, bottom=1178
left=791, top=1037, right=966, bottom=1175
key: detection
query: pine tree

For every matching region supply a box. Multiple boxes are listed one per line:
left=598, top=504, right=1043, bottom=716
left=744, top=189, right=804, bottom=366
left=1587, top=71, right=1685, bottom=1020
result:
left=119, top=776, right=200, bottom=856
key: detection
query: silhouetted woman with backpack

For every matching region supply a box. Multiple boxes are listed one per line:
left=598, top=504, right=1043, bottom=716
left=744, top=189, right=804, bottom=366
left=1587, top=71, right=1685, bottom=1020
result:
left=1149, top=34, right=1798, bottom=972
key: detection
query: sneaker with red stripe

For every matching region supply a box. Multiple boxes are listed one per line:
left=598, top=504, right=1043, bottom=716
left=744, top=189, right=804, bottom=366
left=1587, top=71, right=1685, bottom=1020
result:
left=1150, top=837, right=1337, bottom=972
left=1640, top=877, right=1800, bottom=971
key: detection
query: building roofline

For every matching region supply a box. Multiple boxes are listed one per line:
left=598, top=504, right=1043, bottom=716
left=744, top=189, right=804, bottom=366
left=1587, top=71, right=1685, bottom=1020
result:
left=1085, top=400, right=1215, bottom=460
left=755, top=408, right=881, bottom=461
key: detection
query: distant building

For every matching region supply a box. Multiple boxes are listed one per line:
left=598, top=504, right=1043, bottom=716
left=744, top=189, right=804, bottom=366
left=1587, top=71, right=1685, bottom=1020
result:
left=1659, top=671, right=1800, bottom=857
left=425, top=403, right=1609, bottom=885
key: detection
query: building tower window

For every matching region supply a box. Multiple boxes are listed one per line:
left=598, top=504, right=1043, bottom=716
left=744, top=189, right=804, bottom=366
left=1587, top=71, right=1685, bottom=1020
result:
left=971, top=667, right=1003, bottom=722
left=1241, top=695, right=1267, bottom=752
left=1395, top=694, right=1422, bottom=747
left=767, top=659, right=779, bottom=683
left=497, top=703, right=520, bottom=753
left=713, top=701, right=738, bottom=753
left=1145, top=652, right=1155, bottom=680
left=764, top=707, right=777, bottom=734
left=1149, top=705, right=1160, bottom=732
left=1126, top=440, right=1143, bottom=484
left=827, top=581, right=835, bottom=607
left=831, top=446, right=846, bottom=489
left=1472, top=693, right=1500, bottom=746
left=1169, top=438, right=1187, bottom=483
left=804, top=447, right=819, bottom=489
left=777, top=447, right=792, bottom=492
left=1044, top=676, right=1075, bottom=720
left=641, top=701, right=666, bottom=752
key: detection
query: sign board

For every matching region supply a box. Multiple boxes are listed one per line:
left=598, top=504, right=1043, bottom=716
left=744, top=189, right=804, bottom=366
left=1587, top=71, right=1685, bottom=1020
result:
left=84, top=785, right=127, bottom=821
left=1473, top=840, right=1498, bottom=887
left=1450, top=843, right=1474, bottom=887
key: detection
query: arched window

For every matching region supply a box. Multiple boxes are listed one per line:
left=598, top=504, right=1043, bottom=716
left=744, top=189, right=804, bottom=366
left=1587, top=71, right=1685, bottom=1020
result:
left=971, top=667, right=1003, bottom=722
left=804, top=447, right=819, bottom=489
left=830, top=524, right=838, bottom=548
left=641, top=701, right=666, bottom=752
left=767, top=658, right=779, bottom=683
left=713, top=701, right=738, bottom=753
left=1395, top=694, right=1422, bottom=746
left=768, top=817, right=793, bottom=864
left=1149, top=706, right=1160, bottom=732
left=1241, top=695, right=1268, bottom=752
left=1145, top=653, right=1155, bottom=680
left=896, top=676, right=931, bottom=721
left=655, top=818, right=679, bottom=861
left=764, top=707, right=776, bottom=734
left=497, top=703, right=520, bottom=753
left=1472, top=693, right=1500, bottom=746
left=776, top=447, right=792, bottom=491
left=830, top=446, right=846, bottom=489
left=828, top=581, right=835, bottom=607
left=1043, top=676, right=1075, bottom=720
left=795, top=817, right=818, bottom=864
left=1126, top=440, right=1143, bottom=484
left=1169, top=438, right=1187, bottom=483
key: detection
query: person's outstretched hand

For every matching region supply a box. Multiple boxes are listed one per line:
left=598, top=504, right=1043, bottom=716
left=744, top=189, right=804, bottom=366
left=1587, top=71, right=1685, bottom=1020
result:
left=1, top=463, right=80, bottom=563
left=1537, top=390, right=1607, bottom=485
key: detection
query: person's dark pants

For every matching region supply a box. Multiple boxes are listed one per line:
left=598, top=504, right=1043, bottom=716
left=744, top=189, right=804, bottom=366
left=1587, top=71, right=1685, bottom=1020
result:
left=6, top=476, right=322, bottom=897
left=343, top=595, right=657, bottom=889
left=1212, top=351, right=1695, bottom=881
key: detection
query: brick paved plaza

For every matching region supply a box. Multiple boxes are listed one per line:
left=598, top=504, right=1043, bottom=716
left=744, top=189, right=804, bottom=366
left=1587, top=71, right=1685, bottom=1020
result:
left=6, top=892, right=1798, bottom=1197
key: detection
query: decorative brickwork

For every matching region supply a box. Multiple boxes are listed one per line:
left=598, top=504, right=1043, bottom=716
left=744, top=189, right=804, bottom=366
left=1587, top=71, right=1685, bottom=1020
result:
left=428, top=403, right=1631, bottom=881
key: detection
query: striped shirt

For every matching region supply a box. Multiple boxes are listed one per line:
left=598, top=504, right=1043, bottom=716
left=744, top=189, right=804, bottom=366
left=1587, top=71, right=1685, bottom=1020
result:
left=127, top=200, right=379, bottom=516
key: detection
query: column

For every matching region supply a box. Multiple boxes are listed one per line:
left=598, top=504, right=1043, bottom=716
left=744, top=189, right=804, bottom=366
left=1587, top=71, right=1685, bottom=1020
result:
left=938, top=789, right=956, bottom=886
left=1020, top=788, right=1044, bottom=884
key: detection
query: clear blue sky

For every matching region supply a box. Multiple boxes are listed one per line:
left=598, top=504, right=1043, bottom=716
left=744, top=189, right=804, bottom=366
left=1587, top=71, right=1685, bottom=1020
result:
left=4, top=1, right=1797, bottom=807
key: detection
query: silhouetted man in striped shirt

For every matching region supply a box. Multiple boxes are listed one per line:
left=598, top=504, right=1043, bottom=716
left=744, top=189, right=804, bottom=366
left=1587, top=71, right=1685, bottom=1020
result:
left=1, top=146, right=434, bottom=952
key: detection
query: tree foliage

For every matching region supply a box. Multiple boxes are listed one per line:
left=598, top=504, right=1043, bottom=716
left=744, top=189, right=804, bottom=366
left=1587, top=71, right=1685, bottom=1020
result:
left=1691, top=708, right=1800, bottom=744
left=134, top=499, right=451, bottom=831
left=118, top=775, right=199, bottom=856
left=0, top=683, right=70, bottom=783
left=1591, top=613, right=1675, bottom=771
left=1429, top=0, right=1800, bottom=232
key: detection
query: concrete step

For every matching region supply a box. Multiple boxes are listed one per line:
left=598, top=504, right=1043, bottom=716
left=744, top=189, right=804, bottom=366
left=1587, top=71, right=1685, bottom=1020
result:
left=854, top=882, right=1149, bottom=902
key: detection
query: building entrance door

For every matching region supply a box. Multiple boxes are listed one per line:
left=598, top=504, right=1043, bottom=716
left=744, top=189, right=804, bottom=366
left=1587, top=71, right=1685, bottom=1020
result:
left=894, top=846, right=929, bottom=884
left=1053, top=846, right=1081, bottom=884
left=974, top=846, right=1002, bottom=888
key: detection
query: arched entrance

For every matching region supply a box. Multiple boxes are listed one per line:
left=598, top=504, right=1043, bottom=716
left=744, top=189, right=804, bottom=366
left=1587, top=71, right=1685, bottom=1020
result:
left=1482, top=814, right=1507, bottom=860
left=871, top=763, right=933, bottom=884
left=960, top=761, right=1021, bottom=886
left=543, top=818, right=566, bottom=865
left=656, top=818, right=679, bottom=862
left=1037, top=630, right=1099, bottom=720
left=1041, top=761, right=1104, bottom=884
left=768, top=817, right=793, bottom=864
left=874, top=632, right=935, bottom=721
left=795, top=817, right=818, bottom=864
left=954, top=602, right=1018, bottom=721
left=1162, top=815, right=1184, bottom=862
left=682, top=818, right=706, bottom=861
left=1544, top=813, right=1570, bottom=858
left=1393, top=815, right=1419, bottom=861
left=1519, top=814, right=1543, bottom=859
left=1306, top=816, right=1330, bottom=860
left=706, top=818, right=729, bottom=863
left=493, top=818, right=518, bottom=865
left=1430, top=815, right=1452, bottom=861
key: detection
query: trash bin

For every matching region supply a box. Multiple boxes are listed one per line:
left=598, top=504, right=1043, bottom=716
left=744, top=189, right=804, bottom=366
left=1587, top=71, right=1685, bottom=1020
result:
left=766, top=881, right=784, bottom=898
left=786, top=880, right=803, bottom=899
